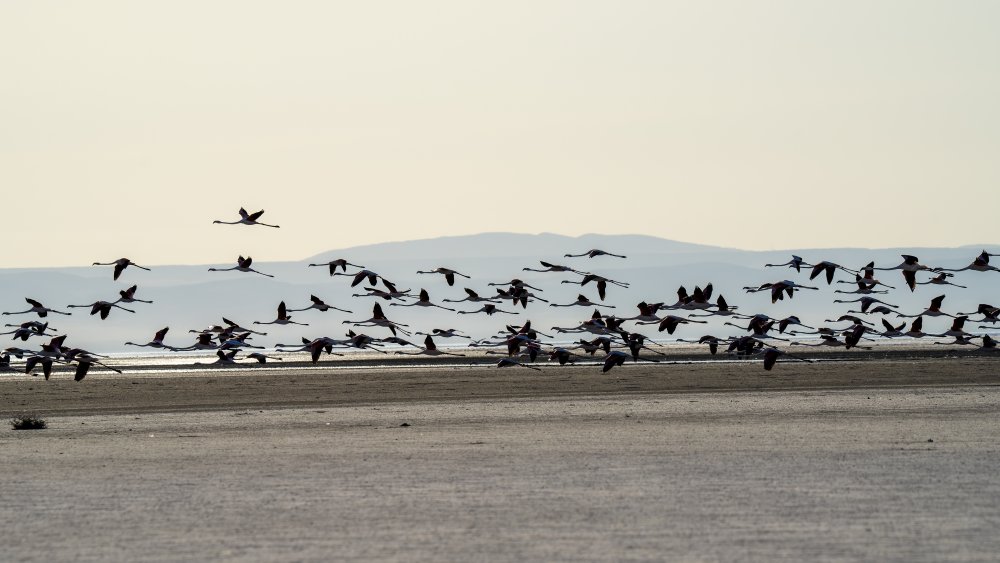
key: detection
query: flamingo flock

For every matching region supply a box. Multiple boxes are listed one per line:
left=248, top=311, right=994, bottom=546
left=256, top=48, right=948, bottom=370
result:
left=2, top=207, right=999, bottom=381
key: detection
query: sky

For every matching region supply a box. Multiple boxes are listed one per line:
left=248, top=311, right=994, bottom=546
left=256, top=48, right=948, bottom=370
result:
left=2, top=0, right=999, bottom=268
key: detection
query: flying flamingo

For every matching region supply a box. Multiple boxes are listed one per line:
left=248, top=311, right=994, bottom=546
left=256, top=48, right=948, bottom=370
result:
left=809, top=261, right=859, bottom=284
left=874, top=255, right=934, bottom=291
left=930, top=316, right=973, bottom=339
left=343, top=303, right=411, bottom=336
left=458, top=303, right=518, bottom=316
left=415, top=328, right=471, bottom=339
left=66, top=300, right=135, bottom=320
left=124, top=327, right=176, bottom=350
left=657, top=315, right=708, bottom=335
left=488, top=279, right=544, bottom=292
left=522, top=261, right=584, bottom=274
left=253, top=302, right=308, bottom=326
left=550, top=294, right=615, bottom=309
left=2, top=298, right=71, bottom=318
left=416, top=267, right=470, bottom=287
left=565, top=249, right=627, bottom=259
left=442, top=288, right=501, bottom=304
left=92, top=258, right=150, bottom=281
left=561, top=273, right=629, bottom=300
left=936, top=251, right=1000, bottom=274
left=309, top=258, right=365, bottom=275
left=895, top=295, right=954, bottom=319
left=68, top=352, right=123, bottom=381
left=917, top=272, right=966, bottom=289
left=764, top=255, right=810, bottom=272
left=395, top=335, right=466, bottom=357
left=390, top=289, right=455, bottom=311
left=832, top=296, right=898, bottom=314
left=833, top=275, right=891, bottom=295
left=213, top=207, right=280, bottom=228
left=115, top=285, right=153, bottom=305
left=286, top=295, right=352, bottom=314
left=878, top=319, right=907, bottom=338
left=208, top=256, right=274, bottom=277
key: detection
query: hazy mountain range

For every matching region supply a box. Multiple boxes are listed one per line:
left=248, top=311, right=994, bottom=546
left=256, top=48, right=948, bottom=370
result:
left=1, top=233, right=997, bottom=353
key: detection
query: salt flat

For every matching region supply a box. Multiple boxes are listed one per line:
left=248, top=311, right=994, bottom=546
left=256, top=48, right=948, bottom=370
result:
left=3, top=379, right=999, bottom=562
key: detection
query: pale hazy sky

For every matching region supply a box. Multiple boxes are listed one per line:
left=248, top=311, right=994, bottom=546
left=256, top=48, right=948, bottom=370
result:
left=2, top=1, right=998, bottom=267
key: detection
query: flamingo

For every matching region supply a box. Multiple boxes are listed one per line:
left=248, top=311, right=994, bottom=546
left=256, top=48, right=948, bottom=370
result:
left=657, top=315, right=707, bottom=335
left=568, top=336, right=613, bottom=355
left=221, top=317, right=267, bottom=336
left=92, top=258, right=150, bottom=280
left=334, top=269, right=391, bottom=288
left=3, top=320, right=55, bottom=333
left=958, top=304, right=1000, bottom=325
left=878, top=318, right=907, bottom=338
left=3, top=298, right=71, bottom=318
left=623, top=301, right=668, bottom=323
left=764, top=255, right=810, bottom=273
left=286, top=295, right=352, bottom=314
left=930, top=316, right=972, bottom=339
left=495, top=286, right=548, bottom=308
left=213, top=207, right=280, bottom=228
left=66, top=300, right=135, bottom=320
left=776, top=316, right=814, bottom=334
left=309, top=258, right=364, bottom=275
left=832, top=296, right=898, bottom=314
left=809, top=261, right=859, bottom=284
left=833, top=262, right=895, bottom=291
left=124, top=327, right=176, bottom=350
left=548, top=347, right=587, bottom=365
left=936, top=251, right=1000, bottom=274
left=416, top=267, right=470, bottom=287
left=390, top=289, right=455, bottom=312
left=488, top=279, right=544, bottom=292
left=561, top=273, right=628, bottom=300
left=343, top=303, right=411, bottom=336
left=833, top=276, right=890, bottom=295
left=917, top=272, right=966, bottom=289
left=874, top=255, right=934, bottom=291
left=253, top=302, right=308, bottom=326
left=442, top=288, right=501, bottom=304
left=208, top=256, right=273, bottom=278
left=550, top=294, right=615, bottom=309
left=903, top=317, right=930, bottom=338
left=768, top=280, right=819, bottom=303
left=379, top=336, right=421, bottom=349
left=68, top=352, right=123, bottom=381
left=675, top=334, right=730, bottom=355
left=458, top=303, right=517, bottom=316
left=415, top=328, right=471, bottom=339
left=823, top=314, right=875, bottom=328
left=395, top=335, right=466, bottom=357
left=565, top=249, right=627, bottom=259
left=896, top=295, right=954, bottom=319
left=115, top=285, right=153, bottom=305
left=522, top=261, right=584, bottom=274
left=219, top=333, right=264, bottom=350
left=0, top=326, right=46, bottom=342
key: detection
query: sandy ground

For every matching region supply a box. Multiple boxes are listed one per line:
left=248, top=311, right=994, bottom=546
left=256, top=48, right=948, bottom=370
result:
left=2, top=360, right=999, bottom=561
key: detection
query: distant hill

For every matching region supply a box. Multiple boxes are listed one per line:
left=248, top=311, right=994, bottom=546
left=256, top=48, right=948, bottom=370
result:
left=1, top=233, right=997, bottom=353
left=306, top=232, right=730, bottom=263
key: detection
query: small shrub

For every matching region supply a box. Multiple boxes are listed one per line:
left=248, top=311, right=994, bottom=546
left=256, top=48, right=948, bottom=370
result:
left=10, top=416, right=47, bottom=430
